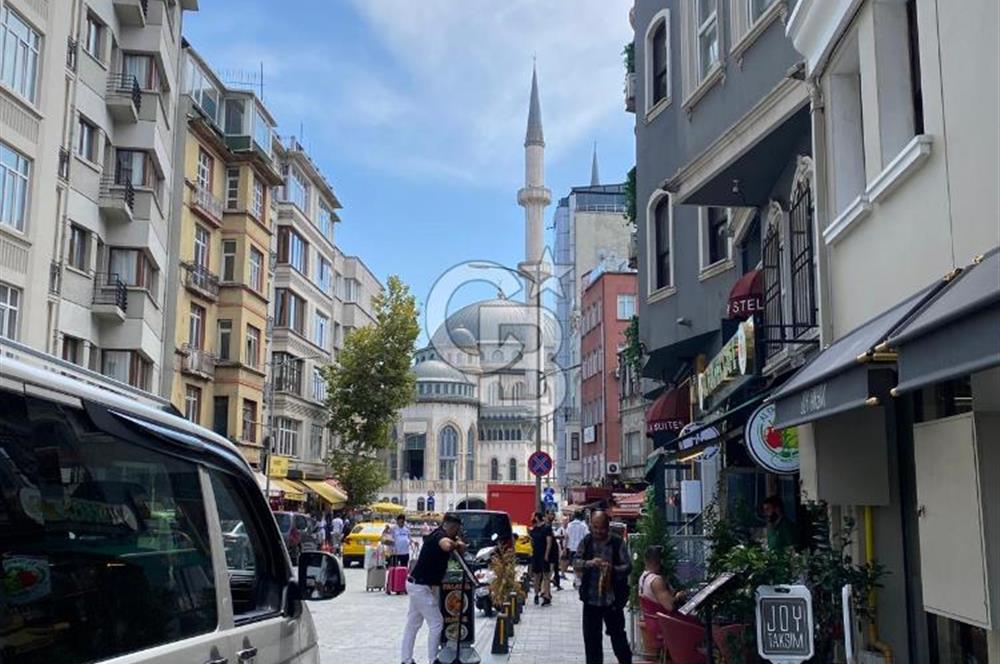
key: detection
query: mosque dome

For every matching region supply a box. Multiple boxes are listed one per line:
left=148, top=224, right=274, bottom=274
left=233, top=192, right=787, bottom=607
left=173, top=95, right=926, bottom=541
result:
left=429, top=298, right=558, bottom=355
left=412, top=359, right=474, bottom=384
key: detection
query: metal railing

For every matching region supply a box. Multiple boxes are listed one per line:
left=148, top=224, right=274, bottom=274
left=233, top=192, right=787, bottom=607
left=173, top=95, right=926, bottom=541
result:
left=100, top=176, right=135, bottom=212
left=92, top=272, right=128, bottom=311
left=191, top=183, right=224, bottom=221
left=789, top=181, right=817, bottom=334
left=58, top=147, right=71, bottom=181
left=181, top=261, right=220, bottom=298
left=107, top=73, right=142, bottom=114
left=669, top=534, right=708, bottom=585
left=67, top=37, right=78, bottom=71
left=182, top=346, right=216, bottom=376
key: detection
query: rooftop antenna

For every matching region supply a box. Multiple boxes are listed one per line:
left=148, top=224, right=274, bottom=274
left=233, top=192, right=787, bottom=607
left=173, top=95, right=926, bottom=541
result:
left=259, top=61, right=264, bottom=100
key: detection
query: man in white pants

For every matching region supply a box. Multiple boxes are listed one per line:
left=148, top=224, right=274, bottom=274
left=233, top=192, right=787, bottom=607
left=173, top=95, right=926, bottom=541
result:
left=400, top=513, right=466, bottom=664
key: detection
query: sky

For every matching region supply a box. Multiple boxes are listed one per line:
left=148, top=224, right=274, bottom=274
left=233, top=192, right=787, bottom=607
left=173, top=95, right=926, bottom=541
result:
left=184, top=0, right=635, bottom=338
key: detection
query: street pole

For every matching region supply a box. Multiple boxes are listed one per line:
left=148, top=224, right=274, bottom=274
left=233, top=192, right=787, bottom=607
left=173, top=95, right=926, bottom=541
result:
left=534, top=264, right=543, bottom=511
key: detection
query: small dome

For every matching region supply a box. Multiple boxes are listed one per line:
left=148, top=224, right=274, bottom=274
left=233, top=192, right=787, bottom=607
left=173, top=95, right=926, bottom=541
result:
left=451, top=326, right=477, bottom=352
left=412, top=359, right=474, bottom=384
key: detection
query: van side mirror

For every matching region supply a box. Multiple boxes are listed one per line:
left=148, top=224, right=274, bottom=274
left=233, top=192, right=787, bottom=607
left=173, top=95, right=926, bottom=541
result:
left=298, top=551, right=345, bottom=601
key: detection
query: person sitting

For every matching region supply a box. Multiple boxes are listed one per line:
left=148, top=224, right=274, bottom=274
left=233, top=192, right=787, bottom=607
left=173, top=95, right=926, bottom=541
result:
left=638, top=545, right=685, bottom=612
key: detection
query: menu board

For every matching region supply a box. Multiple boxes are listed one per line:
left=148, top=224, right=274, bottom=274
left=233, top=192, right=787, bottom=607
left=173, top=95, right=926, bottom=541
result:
left=678, top=572, right=736, bottom=616
left=439, top=554, right=477, bottom=646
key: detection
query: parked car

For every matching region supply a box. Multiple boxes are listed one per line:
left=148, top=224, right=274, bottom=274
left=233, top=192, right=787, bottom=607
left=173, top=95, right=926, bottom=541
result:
left=0, top=343, right=345, bottom=664
left=342, top=522, right=389, bottom=567
left=274, top=511, right=320, bottom=563
left=511, top=523, right=533, bottom=562
left=446, top=509, right=514, bottom=558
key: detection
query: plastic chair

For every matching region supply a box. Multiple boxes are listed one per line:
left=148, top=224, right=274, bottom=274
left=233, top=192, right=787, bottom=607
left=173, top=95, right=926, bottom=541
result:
left=712, top=623, right=752, bottom=664
left=639, top=596, right=666, bottom=656
left=656, top=611, right=707, bottom=664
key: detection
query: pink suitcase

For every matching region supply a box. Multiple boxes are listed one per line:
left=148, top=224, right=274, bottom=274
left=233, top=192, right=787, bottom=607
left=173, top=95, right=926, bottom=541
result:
left=385, top=566, right=408, bottom=595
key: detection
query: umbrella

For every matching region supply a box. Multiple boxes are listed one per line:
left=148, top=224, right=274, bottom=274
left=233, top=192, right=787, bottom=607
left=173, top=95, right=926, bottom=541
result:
left=369, top=502, right=405, bottom=515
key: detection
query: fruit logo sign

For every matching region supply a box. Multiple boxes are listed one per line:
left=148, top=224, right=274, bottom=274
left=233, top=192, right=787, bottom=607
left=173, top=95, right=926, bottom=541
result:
left=745, top=403, right=799, bottom=474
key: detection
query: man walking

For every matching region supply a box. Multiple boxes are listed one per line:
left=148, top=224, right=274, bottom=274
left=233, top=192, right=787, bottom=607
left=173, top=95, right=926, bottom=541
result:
left=566, top=511, right=588, bottom=589
left=330, top=512, right=344, bottom=555
left=400, top=513, right=466, bottom=664
left=529, top=511, right=554, bottom=605
left=547, top=511, right=564, bottom=590
left=574, top=511, right=632, bottom=664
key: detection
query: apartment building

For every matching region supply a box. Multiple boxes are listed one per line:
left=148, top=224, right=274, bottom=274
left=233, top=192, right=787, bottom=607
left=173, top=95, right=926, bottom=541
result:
left=0, top=0, right=196, bottom=389
left=161, top=45, right=282, bottom=468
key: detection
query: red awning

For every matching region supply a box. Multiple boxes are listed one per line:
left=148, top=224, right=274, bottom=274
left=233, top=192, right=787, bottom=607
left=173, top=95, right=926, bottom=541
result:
left=645, top=384, right=690, bottom=436
left=614, top=490, right=646, bottom=508
left=727, top=269, right=764, bottom=320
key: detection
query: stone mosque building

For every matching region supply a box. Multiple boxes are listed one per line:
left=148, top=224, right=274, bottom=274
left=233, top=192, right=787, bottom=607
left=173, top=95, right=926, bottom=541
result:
left=381, top=68, right=558, bottom=512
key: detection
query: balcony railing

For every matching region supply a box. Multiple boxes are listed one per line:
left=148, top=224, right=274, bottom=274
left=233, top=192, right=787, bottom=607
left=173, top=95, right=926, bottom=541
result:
left=93, top=272, right=128, bottom=312
left=107, top=73, right=142, bottom=114
left=67, top=37, right=78, bottom=71
left=191, top=183, right=224, bottom=222
left=58, top=147, right=70, bottom=181
left=100, top=176, right=136, bottom=213
left=181, top=261, right=220, bottom=299
left=181, top=346, right=216, bottom=377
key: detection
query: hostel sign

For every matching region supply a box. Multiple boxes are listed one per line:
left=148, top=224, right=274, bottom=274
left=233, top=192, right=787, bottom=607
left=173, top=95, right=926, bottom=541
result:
left=698, top=319, right=755, bottom=410
left=755, top=585, right=814, bottom=663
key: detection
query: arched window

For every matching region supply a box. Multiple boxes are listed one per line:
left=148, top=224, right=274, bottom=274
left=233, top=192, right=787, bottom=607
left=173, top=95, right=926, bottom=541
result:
left=488, top=382, right=500, bottom=404
left=417, top=497, right=426, bottom=511
left=439, top=426, right=458, bottom=480
left=466, top=427, right=476, bottom=481
left=644, top=9, right=671, bottom=113
left=490, top=458, right=500, bottom=481
left=404, top=433, right=425, bottom=480
left=508, top=458, right=517, bottom=482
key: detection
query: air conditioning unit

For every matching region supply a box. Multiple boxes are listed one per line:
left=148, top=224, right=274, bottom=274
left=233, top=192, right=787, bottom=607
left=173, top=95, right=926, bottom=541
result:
left=606, top=462, right=621, bottom=475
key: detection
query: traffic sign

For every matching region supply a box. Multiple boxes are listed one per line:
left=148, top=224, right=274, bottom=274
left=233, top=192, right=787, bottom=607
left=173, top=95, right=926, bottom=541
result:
left=527, top=450, right=553, bottom=477
left=755, top=585, right=814, bottom=663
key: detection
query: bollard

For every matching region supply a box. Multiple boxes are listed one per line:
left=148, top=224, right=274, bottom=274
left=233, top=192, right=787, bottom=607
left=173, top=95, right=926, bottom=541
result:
left=491, top=606, right=510, bottom=655
left=505, top=599, right=517, bottom=636
left=509, top=592, right=521, bottom=625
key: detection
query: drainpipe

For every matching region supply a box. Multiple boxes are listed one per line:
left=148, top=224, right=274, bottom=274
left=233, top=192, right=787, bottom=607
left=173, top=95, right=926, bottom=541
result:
left=864, top=505, right=893, bottom=664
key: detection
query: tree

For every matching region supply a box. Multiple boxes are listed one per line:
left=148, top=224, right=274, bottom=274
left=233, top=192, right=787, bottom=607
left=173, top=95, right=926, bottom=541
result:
left=323, top=275, right=420, bottom=508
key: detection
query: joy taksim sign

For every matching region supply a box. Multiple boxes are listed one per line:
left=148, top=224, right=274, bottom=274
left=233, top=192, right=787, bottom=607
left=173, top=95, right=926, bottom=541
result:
left=698, top=319, right=755, bottom=409
left=755, top=585, right=814, bottom=663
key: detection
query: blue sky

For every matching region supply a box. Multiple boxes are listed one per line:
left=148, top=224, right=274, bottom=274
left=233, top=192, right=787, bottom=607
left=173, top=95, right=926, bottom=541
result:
left=184, top=0, right=634, bottom=336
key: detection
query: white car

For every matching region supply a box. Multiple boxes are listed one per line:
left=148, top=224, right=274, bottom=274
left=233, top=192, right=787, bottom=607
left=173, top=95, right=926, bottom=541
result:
left=0, top=340, right=344, bottom=664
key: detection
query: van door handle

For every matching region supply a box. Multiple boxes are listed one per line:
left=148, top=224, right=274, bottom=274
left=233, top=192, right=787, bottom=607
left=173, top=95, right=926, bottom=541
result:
left=205, top=658, right=228, bottom=664
left=237, top=646, right=258, bottom=661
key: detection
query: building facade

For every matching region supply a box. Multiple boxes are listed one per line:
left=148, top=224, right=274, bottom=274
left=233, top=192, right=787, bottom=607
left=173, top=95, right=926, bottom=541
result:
left=579, top=265, right=637, bottom=484
left=0, top=0, right=196, bottom=390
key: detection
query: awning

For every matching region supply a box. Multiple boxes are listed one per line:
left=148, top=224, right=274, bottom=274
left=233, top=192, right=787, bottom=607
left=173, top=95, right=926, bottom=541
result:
left=727, top=269, right=763, bottom=320
left=300, top=479, right=348, bottom=508
left=770, top=280, right=945, bottom=429
left=646, top=383, right=690, bottom=437
left=647, top=391, right=768, bottom=461
left=370, top=502, right=405, bottom=515
left=888, top=248, right=1000, bottom=394
left=269, top=478, right=306, bottom=502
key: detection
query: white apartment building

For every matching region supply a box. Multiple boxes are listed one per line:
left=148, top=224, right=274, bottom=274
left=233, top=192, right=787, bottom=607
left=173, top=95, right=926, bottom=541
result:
left=0, top=0, right=195, bottom=390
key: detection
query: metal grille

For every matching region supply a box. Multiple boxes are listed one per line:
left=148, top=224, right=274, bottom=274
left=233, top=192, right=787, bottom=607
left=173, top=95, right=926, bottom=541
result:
left=762, top=222, right=783, bottom=358
left=789, top=180, right=816, bottom=334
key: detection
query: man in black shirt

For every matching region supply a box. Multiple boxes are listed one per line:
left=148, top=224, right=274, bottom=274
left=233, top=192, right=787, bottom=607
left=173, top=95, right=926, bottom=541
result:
left=574, top=511, right=632, bottom=664
left=400, top=513, right=466, bottom=664
left=529, top=511, right=554, bottom=605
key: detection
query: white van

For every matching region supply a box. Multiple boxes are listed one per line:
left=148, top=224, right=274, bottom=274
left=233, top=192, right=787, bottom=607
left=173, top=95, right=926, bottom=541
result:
left=0, top=341, right=344, bottom=664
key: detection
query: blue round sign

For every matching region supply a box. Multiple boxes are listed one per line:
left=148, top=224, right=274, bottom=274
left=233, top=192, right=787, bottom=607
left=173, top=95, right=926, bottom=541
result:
left=528, top=450, right=553, bottom=477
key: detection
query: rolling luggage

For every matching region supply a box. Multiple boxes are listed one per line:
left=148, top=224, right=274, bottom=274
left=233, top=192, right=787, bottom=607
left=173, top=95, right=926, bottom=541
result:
left=385, top=566, right=408, bottom=595
left=366, top=565, right=387, bottom=592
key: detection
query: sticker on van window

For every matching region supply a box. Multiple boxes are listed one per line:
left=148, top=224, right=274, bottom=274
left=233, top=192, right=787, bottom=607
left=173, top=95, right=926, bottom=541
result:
left=2, top=555, right=52, bottom=605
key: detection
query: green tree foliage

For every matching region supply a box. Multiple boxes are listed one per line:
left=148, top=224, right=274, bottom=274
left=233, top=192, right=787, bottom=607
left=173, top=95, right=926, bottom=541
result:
left=624, top=166, right=637, bottom=227
left=629, top=490, right=680, bottom=608
left=323, top=275, right=420, bottom=507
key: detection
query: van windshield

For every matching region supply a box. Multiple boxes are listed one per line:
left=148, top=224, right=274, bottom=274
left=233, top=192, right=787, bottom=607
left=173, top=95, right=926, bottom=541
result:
left=452, top=512, right=512, bottom=551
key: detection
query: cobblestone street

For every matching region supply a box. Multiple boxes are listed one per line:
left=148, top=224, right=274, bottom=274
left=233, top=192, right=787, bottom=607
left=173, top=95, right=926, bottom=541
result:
left=312, top=567, right=628, bottom=663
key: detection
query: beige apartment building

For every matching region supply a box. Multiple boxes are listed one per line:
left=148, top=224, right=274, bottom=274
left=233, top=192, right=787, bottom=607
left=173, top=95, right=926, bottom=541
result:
left=0, top=0, right=196, bottom=388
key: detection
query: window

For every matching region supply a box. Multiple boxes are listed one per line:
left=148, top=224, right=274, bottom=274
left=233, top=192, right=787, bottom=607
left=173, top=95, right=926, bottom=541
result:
left=696, top=0, right=720, bottom=79
left=101, top=350, right=151, bottom=389
left=0, top=394, right=219, bottom=663
left=273, top=352, right=303, bottom=395
left=274, top=417, right=301, bottom=457
left=194, top=225, right=210, bottom=268
left=312, top=367, right=327, bottom=402
left=0, top=140, right=30, bottom=231
left=0, top=281, right=20, bottom=339
left=62, top=335, right=82, bottom=364
left=108, top=248, right=153, bottom=288
left=439, top=426, right=458, bottom=481
left=617, top=294, right=636, bottom=320
left=508, top=458, right=517, bottom=482
left=226, top=168, right=240, bottom=209
left=490, top=458, right=500, bottom=482
left=466, top=428, right=475, bottom=481
left=122, top=52, right=158, bottom=90
left=0, top=7, right=40, bottom=103
left=344, top=278, right=360, bottom=303
left=196, top=148, right=213, bottom=192
left=646, top=11, right=670, bottom=111
left=653, top=198, right=672, bottom=289
left=275, top=288, right=306, bottom=334
left=249, top=246, right=263, bottom=291
left=571, top=432, right=581, bottom=461
left=314, top=311, right=329, bottom=348
left=184, top=385, right=202, bottom=423
left=404, top=434, right=426, bottom=480
left=318, top=202, right=335, bottom=241
left=245, top=325, right=260, bottom=368
left=703, top=207, right=730, bottom=266
left=253, top=106, right=271, bottom=155
left=277, top=226, right=308, bottom=274
left=184, top=56, right=219, bottom=122
left=749, top=0, right=772, bottom=23
left=224, top=98, right=247, bottom=135
left=251, top=176, right=265, bottom=220
left=222, top=240, right=237, bottom=281
left=317, top=257, right=333, bottom=293
left=115, top=150, right=153, bottom=188
left=217, top=319, right=232, bottom=361
left=310, top=423, right=324, bottom=460
left=76, top=117, right=98, bottom=162
left=285, top=165, right=310, bottom=213
left=213, top=396, right=229, bottom=436
left=241, top=399, right=257, bottom=442
left=189, top=303, right=205, bottom=349
left=68, top=225, right=89, bottom=271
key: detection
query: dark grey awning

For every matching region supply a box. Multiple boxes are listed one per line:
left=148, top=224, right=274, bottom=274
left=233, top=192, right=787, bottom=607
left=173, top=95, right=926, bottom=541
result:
left=888, top=248, right=1000, bottom=394
left=770, top=282, right=944, bottom=429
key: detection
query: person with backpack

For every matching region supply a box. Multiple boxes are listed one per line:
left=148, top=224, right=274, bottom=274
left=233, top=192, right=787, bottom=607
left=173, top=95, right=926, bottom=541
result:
left=573, top=511, right=633, bottom=664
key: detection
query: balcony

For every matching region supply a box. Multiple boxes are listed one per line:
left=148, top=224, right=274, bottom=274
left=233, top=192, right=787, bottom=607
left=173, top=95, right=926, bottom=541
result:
left=106, top=73, right=142, bottom=123
left=182, top=261, right=220, bottom=300
left=92, top=272, right=128, bottom=320
left=99, top=177, right=135, bottom=222
left=181, top=346, right=215, bottom=379
left=113, top=0, right=148, bottom=27
left=625, top=72, right=637, bottom=113
left=190, top=183, right=224, bottom=224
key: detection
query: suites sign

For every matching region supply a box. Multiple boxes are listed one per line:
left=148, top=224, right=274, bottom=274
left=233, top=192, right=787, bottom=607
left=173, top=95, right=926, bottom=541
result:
left=698, top=319, right=755, bottom=410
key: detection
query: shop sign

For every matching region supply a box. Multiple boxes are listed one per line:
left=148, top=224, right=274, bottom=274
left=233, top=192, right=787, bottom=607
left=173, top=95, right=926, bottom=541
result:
left=583, top=426, right=596, bottom=443
left=755, top=585, right=814, bottom=662
left=698, top=319, right=755, bottom=410
left=268, top=455, right=290, bottom=479
left=745, top=403, right=799, bottom=474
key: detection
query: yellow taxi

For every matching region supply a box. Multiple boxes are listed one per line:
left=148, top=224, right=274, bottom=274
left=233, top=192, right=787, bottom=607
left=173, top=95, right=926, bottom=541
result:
left=512, top=524, right=533, bottom=562
left=342, top=522, right=387, bottom=568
